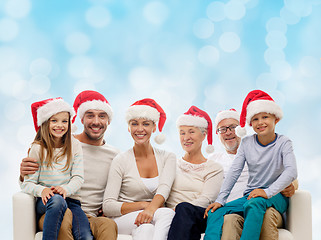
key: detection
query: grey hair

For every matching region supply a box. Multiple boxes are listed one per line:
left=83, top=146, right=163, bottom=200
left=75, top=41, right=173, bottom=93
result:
left=198, top=127, right=207, bottom=135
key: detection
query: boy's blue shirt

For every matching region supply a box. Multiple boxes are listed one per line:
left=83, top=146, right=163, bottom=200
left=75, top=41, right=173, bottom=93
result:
left=216, top=133, right=298, bottom=205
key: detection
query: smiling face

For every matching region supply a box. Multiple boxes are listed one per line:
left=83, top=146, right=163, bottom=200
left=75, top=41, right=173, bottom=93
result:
left=250, top=112, right=279, bottom=139
left=81, top=109, right=109, bottom=141
left=217, top=118, right=241, bottom=154
left=49, top=111, right=69, bottom=143
left=179, top=125, right=206, bottom=154
left=128, top=118, right=156, bottom=145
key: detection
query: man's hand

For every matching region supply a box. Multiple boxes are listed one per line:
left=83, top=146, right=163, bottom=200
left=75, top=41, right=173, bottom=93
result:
left=20, top=157, right=39, bottom=181
left=281, top=183, right=295, bottom=197
left=51, top=186, right=66, bottom=199
left=247, top=189, right=267, bottom=200
left=204, top=202, right=222, bottom=218
left=97, top=207, right=105, bottom=217
left=41, top=188, right=54, bottom=205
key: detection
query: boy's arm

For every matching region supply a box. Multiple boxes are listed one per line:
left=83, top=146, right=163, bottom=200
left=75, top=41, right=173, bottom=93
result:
left=280, top=179, right=298, bottom=197
left=264, top=140, right=298, bottom=198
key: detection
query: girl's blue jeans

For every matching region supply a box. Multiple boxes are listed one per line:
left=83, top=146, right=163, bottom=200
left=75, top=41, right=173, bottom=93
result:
left=204, top=193, right=289, bottom=240
left=36, top=194, right=93, bottom=240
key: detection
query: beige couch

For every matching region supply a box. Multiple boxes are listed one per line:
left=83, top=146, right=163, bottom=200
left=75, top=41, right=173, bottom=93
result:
left=12, top=190, right=312, bottom=240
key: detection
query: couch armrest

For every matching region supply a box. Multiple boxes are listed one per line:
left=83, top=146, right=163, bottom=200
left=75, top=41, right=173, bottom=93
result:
left=286, top=189, right=312, bottom=240
left=12, top=192, right=37, bottom=240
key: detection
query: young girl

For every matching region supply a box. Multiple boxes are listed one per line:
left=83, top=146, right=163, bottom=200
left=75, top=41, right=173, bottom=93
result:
left=21, top=97, right=93, bottom=240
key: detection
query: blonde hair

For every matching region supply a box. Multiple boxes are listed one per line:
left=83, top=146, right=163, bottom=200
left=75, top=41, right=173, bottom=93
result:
left=32, top=113, right=72, bottom=171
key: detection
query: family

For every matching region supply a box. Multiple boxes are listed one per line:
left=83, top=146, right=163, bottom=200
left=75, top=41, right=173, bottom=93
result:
left=19, top=89, right=298, bottom=240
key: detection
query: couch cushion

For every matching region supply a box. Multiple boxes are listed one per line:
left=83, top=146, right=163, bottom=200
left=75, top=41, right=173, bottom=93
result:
left=278, top=228, right=294, bottom=240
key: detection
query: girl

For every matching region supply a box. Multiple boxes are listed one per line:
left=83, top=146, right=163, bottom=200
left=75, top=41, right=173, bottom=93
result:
left=103, top=98, right=176, bottom=240
left=21, top=97, right=93, bottom=240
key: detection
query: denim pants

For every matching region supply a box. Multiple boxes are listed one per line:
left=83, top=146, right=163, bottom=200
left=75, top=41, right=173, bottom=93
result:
left=36, top=194, right=93, bottom=240
left=204, top=193, right=289, bottom=240
left=167, top=202, right=207, bottom=240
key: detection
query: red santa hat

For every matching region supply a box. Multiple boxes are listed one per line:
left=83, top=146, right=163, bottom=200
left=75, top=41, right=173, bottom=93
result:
left=176, top=106, right=214, bottom=153
left=236, top=90, right=283, bottom=137
left=126, top=98, right=166, bottom=144
left=31, top=97, right=75, bottom=132
left=214, top=108, right=240, bottom=133
left=73, top=90, right=113, bottom=124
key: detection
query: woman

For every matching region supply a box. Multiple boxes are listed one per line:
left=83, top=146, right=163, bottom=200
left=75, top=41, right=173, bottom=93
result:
left=167, top=106, right=224, bottom=240
left=103, top=98, right=176, bottom=240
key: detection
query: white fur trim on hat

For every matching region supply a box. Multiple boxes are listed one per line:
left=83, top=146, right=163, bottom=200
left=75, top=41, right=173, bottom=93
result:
left=176, top=115, right=208, bottom=128
left=214, top=110, right=240, bottom=130
left=37, top=99, right=75, bottom=127
left=154, top=133, right=166, bottom=144
left=206, top=145, right=214, bottom=154
left=246, top=100, right=283, bottom=125
left=126, top=105, right=160, bottom=123
left=77, top=100, right=113, bottom=123
left=235, top=125, right=247, bottom=138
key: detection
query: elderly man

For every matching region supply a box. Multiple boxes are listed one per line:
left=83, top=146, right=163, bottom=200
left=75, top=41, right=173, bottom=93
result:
left=19, top=90, right=120, bottom=240
left=167, top=109, right=297, bottom=240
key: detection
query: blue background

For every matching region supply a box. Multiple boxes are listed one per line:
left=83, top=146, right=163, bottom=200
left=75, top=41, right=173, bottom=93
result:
left=1, top=0, right=321, bottom=239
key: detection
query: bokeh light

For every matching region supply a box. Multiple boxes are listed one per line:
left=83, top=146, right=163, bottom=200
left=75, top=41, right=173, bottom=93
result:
left=85, top=5, right=111, bottom=28
left=5, top=0, right=31, bottom=19
left=193, top=18, right=215, bottom=39
left=198, top=45, right=220, bottom=66
left=219, top=32, right=241, bottom=52
left=0, top=18, right=19, bottom=42
left=143, top=1, right=169, bottom=25
left=207, top=1, right=226, bottom=22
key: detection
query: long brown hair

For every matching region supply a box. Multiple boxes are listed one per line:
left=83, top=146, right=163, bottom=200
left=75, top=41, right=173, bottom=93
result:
left=33, top=113, right=72, bottom=171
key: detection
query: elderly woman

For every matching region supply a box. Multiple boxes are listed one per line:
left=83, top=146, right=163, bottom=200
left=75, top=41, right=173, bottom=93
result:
left=167, top=106, right=224, bottom=240
left=103, top=98, right=176, bottom=240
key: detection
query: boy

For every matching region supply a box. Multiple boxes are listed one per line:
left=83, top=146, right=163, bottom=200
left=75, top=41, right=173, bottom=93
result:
left=203, top=90, right=298, bottom=240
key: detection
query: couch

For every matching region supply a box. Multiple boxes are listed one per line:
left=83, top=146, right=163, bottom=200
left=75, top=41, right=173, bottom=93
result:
left=12, top=190, right=312, bottom=240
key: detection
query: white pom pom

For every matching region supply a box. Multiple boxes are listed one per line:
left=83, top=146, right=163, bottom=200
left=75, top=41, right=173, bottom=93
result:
left=71, top=124, right=78, bottom=133
left=206, top=144, right=214, bottom=154
left=235, top=126, right=246, bottom=138
left=154, top=133, right=166, bottom=144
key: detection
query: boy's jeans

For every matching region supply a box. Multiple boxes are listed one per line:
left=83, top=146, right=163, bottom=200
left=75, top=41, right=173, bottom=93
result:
left=36, top=194, right=93, bottom=240
left=204, top=193, right=289, bottom=240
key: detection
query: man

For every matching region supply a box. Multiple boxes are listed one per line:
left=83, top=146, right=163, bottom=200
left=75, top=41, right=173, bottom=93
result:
left=20, top=90, right=120, bottom=240
left=168, top=108, right=297, bottom=240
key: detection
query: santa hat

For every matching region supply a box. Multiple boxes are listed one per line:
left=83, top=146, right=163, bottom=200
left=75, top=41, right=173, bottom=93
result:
left=236, top=90, right=283, bottom=137
left=176, top=106, right=214, bottom=153
left=126, top=98, right=166, bottom=144
left=214, top=108, right=240, bottom=133
left=31, top=97, right=75, bottom=132
left=73, top=90, right=113, bottom=124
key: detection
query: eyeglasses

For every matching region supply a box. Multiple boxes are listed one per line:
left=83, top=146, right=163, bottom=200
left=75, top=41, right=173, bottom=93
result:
left=217, top=125, right=238, bottom=134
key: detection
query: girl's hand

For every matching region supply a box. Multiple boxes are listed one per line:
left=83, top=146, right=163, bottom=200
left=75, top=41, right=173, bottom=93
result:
left=41, top=188, right=54, bottom=205
left=51, top=186, right=67, bottom=199
left=204, top=202, right=222, bottom=218
left=247, top=189, right=267, bottom=200
left=134, top=208, right=154, bottom=226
